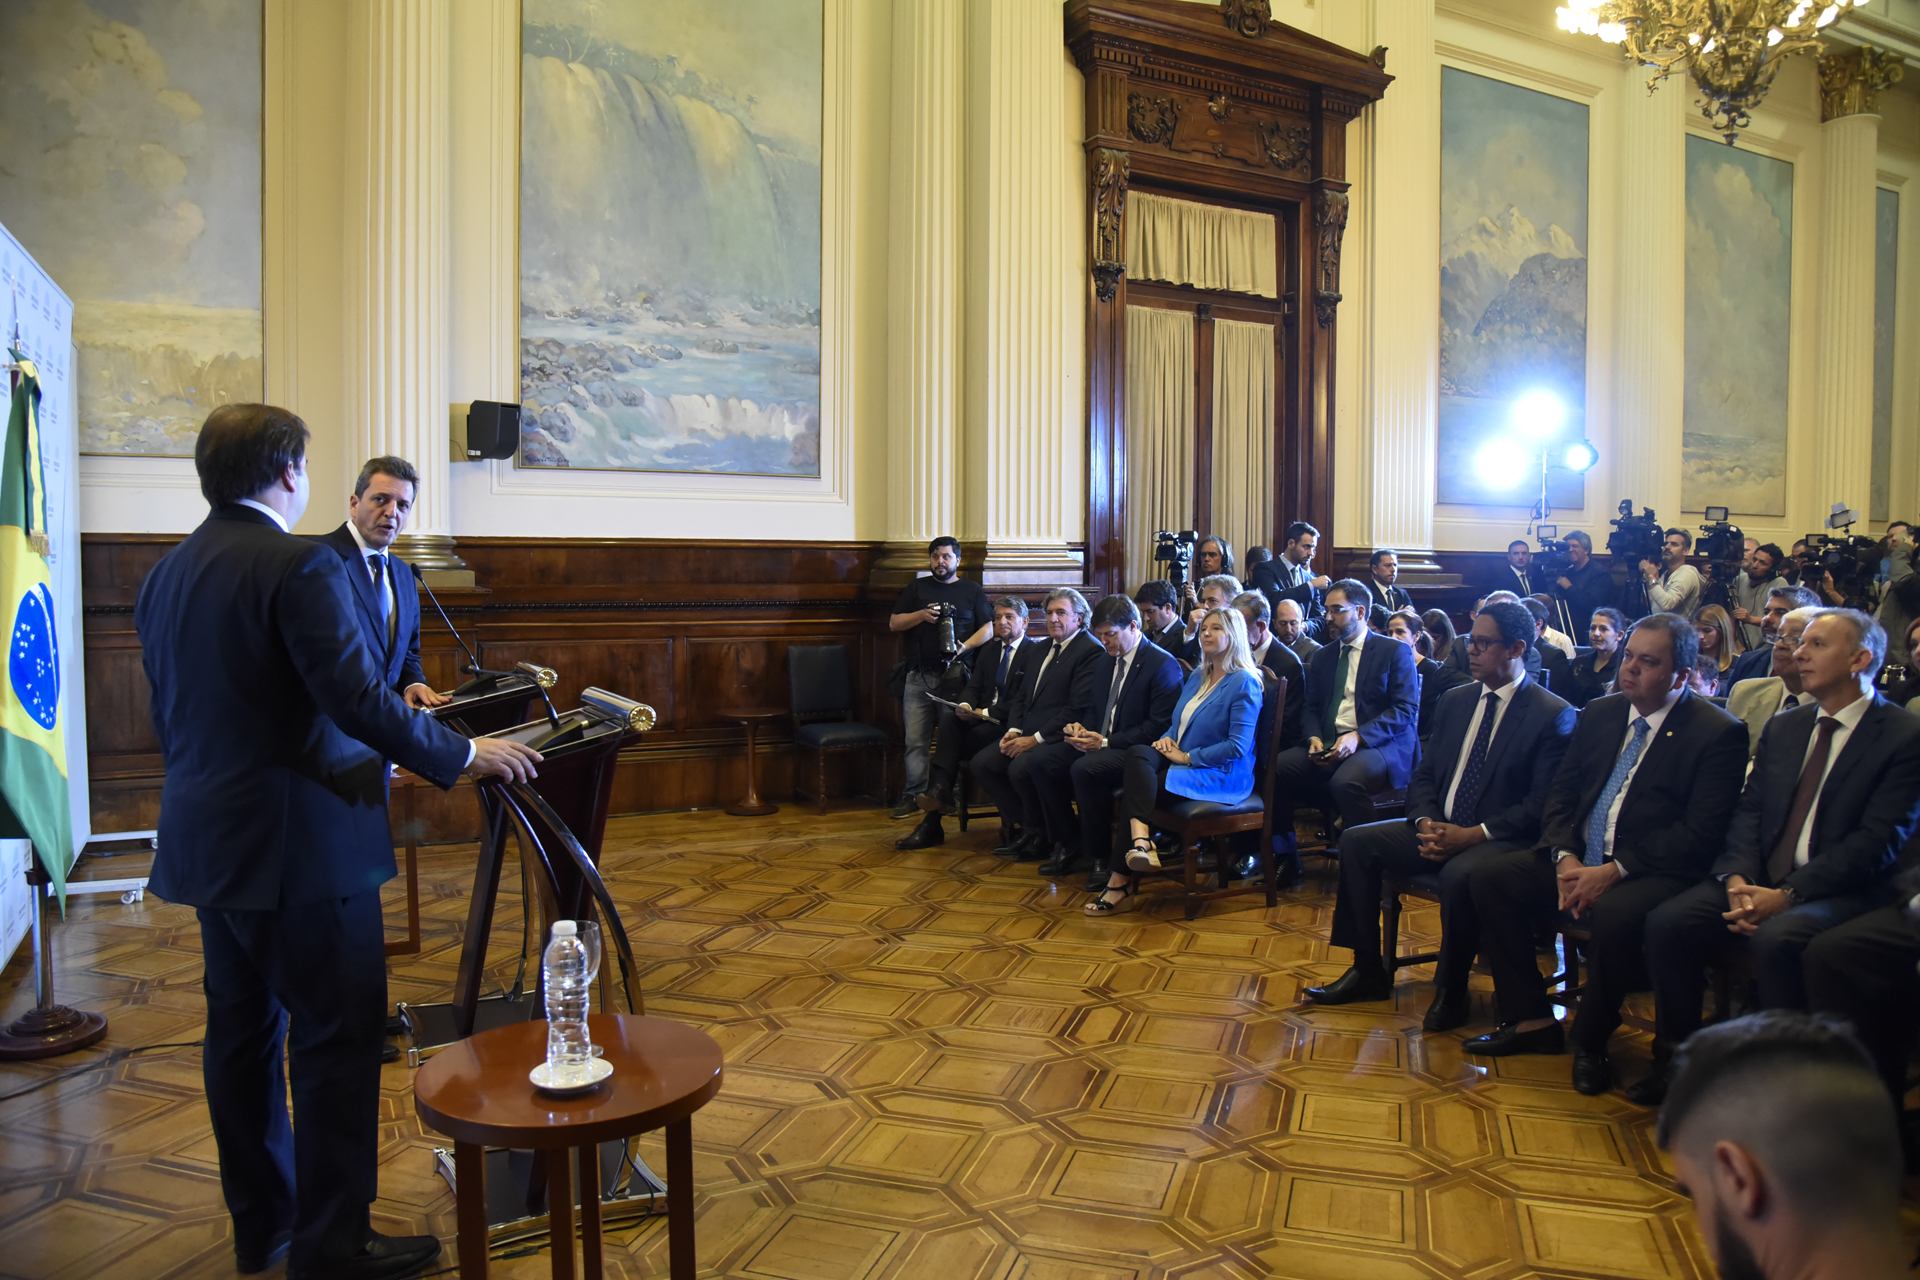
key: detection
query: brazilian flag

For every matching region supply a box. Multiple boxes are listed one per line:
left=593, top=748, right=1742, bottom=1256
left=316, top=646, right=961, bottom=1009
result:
left=0, top=351, right=71, bottom=900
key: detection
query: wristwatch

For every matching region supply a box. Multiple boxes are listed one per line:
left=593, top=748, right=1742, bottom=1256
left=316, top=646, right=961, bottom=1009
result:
left=1778, top=884, right=1803, bottom=908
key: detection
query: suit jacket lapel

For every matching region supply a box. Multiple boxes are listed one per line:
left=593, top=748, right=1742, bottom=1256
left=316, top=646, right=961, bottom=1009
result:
left=1814, top=701, right=1885, bottom=815
left=1477, top=682, right=1533, bottom=780
left=337, top=534, right=387, bottom=655
left=1576, top=698, right=1629, bottom=822
left=1621, top=693, right=1696, bottom=809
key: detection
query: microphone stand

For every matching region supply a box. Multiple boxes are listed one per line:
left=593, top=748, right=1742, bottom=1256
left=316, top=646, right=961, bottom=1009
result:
left=410, top=564, right=563, bottom=729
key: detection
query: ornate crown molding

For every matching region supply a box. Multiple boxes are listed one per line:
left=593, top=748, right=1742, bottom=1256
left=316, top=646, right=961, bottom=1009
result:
left=1818, top=43, right=1906, bottom=122
left=1220, top=0, right=1271, bottom=40
left=1127, top=92, right=1182, bottom=144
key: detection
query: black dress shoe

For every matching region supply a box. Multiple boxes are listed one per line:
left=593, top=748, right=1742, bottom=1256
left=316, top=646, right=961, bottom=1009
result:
left=1572, top=1048, right=1612, bottom=1096
left=1273, top=854, right=1304, bottom=889
left=1624, top=1066, right=1673, bottom=1107
left=1463, top=1021, right=1566, bottom=1057
left=1012, top=833, right=1052, bottom=862
left=381, top=1040, right=400, bottom=1064
left=1082, top=864, right=1111, bottom=893
left=384, top=1013, right=407, bottom=1037
left=1227, top=852, right=1260, bottom=881
left=290, top=1231, right=442, bottom=1280
left=1422, top=990, right=1469, bottom=1033
left=991, top=827, right=1025, bottom=855
left=236, top=1228, right=293, bottom=1275
left=916, top=787, right=954, bottom=815
left=1304, top=967, right=1394, bottom=1005
left=1038, top=849, right=1089, bottom=877
left=895, top=815, right=945, bottom=849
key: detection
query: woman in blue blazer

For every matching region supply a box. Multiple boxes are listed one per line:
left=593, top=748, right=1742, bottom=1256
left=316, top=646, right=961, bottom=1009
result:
left=1087, top=606, right=1264, bottom=915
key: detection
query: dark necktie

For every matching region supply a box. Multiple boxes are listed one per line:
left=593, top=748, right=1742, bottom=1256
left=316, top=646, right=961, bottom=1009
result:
left=1782, top=693, right=1800, bottom=709
left=1448, top=691, right=1501, bottom=827
left=1767, top=717, right=1839, bottom=885
left=995, top=642, right=1013, bottom=694
left=1103, top=655, right=1130, bottom=735
left=1038, top=642, right=1063, bottom=690
left=1321, top=643, right=1354, bottom=743
left=370, top=553, right=393, bottom=648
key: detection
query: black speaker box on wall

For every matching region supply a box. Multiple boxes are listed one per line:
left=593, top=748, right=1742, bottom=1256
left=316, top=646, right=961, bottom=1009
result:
left=462, top=401, right=521, bottom=461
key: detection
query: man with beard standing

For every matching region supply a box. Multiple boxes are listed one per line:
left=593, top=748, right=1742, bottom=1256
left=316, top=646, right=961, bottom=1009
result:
left=889, top=536, right=992, bottom=818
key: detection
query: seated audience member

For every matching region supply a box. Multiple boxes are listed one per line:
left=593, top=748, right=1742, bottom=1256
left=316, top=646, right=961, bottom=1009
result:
left=1196, top=535, right=1235, bottom=581
left=1658, top=1012, right=1909, bottom=1280
left=1693, top=604, right=1744, bottom=695
left=898, top=595, right=1036, bottom=850
left=1495, top=540, right=1538, bottom=598
left=1644, top=527, right=1704, bottom=618
left=1549, top=530, right=1617, bottom=627
left=1231, top=591, right=1305, bottom=748
left=1268, top=579, right=1419, bottom=881
left=1886, top=615, right=1920, bottom=707
left=1030, top=594, right=1183, bottom=883
left=1562, top=607, right=1627, bottom=709
left=1724, top=584, right=1822, bottom=687
left=1804, top=870, right=1920, bottom=1113
left=1367, top=603, right=1392, bottom=635
left=1183, top=574, right=1243, bottom=662
left=1389, top=609, right=1470, bottom=744
left=1304, top=602, right=1574, bottom=1018
left=1422, top=609, right=1460, bottom=669
left=1527, top=594, right=1578, bottom=659
left=1639, top=609, right=1920, bottom=1105
left=1135, top=579, right=1186, bottom=657
left=1273, top=598, right=1320, bottom=663
left=1730, top=541, right=1789, bottom=650
left=969, top=588, right=1103, bottom=862
left=1253, top=522, right=1329, bottom=631
left=1520, top=597, right=1573, bottom=696
left=1446, top=592, right=1542, bottom=684
left=1369, top=549, right=1413, bottom=613
left=1244, top=545, right=1273, bottom=575
left=1464, top=613, right=1747, bottom=1084
left=1086, top=607, right=1263, bottom=915
left=1686, top=653, right=1721, bottom=699
left=1726, top=607, right=1819, bottom=757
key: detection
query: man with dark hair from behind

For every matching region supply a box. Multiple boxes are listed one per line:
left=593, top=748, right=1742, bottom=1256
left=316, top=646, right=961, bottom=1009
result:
left=1658, top=1012, right=1906, bottom=1280
left=315, top=457, right=444, bottom=714
left=137, top=405, right=541, bottom=1279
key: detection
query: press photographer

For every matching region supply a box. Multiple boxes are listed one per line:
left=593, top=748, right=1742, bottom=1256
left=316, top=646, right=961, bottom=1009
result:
left=1153, top=529, right=1200, bottom=617
left=1691, top=508, right=1746, bottom=612
left=1640, top=527, right=1702, bottom=618
left=1728, top=540, right=1787, bottom=649
left=1606, top=500, right=1664, bottom=618
left=1877, top=520, right=1919, bottom=681
left=889, top=536, right=993, bottom=819
left=1539, top=528, right=1614, bottom=638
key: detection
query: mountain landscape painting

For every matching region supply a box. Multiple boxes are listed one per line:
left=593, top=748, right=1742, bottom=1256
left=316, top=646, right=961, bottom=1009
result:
left=1438, top=68, right=1589, bottom=507
left=519, top=0, right=822, bottom=476
left=1682, top=137, right=1791, bottom=516
left=0, top=0, right=263, bottom=457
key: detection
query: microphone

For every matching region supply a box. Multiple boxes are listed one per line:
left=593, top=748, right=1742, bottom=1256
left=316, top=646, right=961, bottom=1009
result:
left=409, top=562, right=496, bottom=695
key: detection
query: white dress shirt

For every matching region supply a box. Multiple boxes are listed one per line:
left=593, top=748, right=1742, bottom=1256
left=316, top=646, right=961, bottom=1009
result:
left=1557, top=694, right=1680, bottom=869
left=1442, top=677, right=1523, bottom=831
left=1250, top=636, right=1271, bottom=670
left=1331, top=633, right=1365, bottom=734
left=345, top=520, right=399, bottom=648
left=1790, top=692, right=1872, bottom=867
left=236, top=498, right=289, bottom=532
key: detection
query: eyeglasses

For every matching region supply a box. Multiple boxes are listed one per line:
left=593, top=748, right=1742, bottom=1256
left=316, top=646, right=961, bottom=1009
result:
left=1464, top=636, right=1508, bottom=651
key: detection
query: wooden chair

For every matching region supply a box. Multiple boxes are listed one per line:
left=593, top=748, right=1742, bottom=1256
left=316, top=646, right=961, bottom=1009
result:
left=1143, top=673, right=1288, bottom=920
left=1380, top=870, right=1585, bottom=1002
left=787, top=644, right=890, bottom=814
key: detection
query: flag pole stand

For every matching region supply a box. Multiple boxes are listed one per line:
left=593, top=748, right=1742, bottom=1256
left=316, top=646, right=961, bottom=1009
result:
left=0, top=849, right=107, bottom=1060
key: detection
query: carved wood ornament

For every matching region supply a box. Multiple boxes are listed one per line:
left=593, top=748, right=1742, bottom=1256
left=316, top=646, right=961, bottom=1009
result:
left=1066, top=0, right=1391, bottom=595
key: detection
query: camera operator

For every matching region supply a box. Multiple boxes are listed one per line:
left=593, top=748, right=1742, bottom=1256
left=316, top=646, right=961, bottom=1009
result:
left=1729, top=542, right=1788, bottom=650
left=1253, top=522, right=1330, bottom=631
left=1196, top=535, right=1235, bottom=581
left=889, top=536, right=993, bottom=819
left=1875, top=521, right=1919, bottom=678
left=1642, top=528, right=1703, bottom=618
left=1549, top=530, right=1616, bottom=633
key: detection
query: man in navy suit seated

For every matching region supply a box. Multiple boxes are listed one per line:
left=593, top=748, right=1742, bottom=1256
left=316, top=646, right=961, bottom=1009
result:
left=136, top=406, right=541, bottom=1280
left=1268, top=578, right=1420, bottom=882
left=315, top=457, right=447, bottom=712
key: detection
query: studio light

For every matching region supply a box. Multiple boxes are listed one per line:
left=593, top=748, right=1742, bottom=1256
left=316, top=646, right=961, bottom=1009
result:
left=1511, top=390, right=1568, bottom=441
left=1474, top=437, right=1532, bottom=490
left=1562, top=439, right=1599, bottom=473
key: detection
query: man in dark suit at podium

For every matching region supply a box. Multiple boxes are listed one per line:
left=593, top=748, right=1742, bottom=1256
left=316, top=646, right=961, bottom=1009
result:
left=316, top=457, right=447, bottom=711
left=136, top=405, right=541, bottom=1280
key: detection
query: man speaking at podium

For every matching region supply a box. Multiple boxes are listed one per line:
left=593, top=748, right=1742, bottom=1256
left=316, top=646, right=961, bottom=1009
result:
left=135, top=406, right=542, bottom=1280
left=316, top=456, right=446, bottom=711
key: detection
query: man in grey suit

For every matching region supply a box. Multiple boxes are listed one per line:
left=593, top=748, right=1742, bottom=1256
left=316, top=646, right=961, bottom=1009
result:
left=1725, top=606, right=1819, bottom=758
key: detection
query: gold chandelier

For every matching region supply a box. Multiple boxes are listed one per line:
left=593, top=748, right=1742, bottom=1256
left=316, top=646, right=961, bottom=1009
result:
left=1555, top=0, right=1872, bottom=142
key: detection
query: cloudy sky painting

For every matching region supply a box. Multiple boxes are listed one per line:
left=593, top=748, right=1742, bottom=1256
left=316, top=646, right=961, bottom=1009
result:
left=1437, top=68, right=1590, bottom=508
left=1683, top=137, right=1793, bottom=516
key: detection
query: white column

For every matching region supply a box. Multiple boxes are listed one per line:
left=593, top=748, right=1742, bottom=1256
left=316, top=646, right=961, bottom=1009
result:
left=1810, top=110, right=1881, bottom=526
left=883, top=0, right=965, bottom=562
left=1357, top=0, right=1438, bottom=558
left=344, top=0, right=466, bottom=581
left=1609, top=73, right=1685, bottom=525
left=963, top=0, right=1085, bottom=584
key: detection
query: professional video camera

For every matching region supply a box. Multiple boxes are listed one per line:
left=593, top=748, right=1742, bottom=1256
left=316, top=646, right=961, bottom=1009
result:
left=1154, top=529, right=1199, bottom=588
left=1606, top=500, right=1663, bottom=566
left=1798, top=503, right=1881, bottom=606
left=1533, top=524, right=1573, bottom=581
left=1696, top=506, right=1745, bottom=583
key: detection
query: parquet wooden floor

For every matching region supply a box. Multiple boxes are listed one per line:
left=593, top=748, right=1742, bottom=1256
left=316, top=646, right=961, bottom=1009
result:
left=2, top=809, right=1916, bottom=1280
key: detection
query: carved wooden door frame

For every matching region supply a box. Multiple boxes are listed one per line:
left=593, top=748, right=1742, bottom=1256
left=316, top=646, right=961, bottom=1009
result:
left=1066, top=0, right=1390, bottom=597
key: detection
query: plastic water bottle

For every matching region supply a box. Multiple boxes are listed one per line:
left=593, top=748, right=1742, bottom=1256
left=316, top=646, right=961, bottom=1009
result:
left=543, top=920, right=593, bottom=1083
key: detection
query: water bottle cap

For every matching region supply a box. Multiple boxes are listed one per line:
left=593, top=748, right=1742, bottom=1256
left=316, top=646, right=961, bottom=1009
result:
left=552, top=920, right=577, bottom=937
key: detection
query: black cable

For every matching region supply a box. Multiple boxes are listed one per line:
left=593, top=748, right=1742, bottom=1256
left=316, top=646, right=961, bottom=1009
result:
left=0, top=1038, right=205, bottom=1104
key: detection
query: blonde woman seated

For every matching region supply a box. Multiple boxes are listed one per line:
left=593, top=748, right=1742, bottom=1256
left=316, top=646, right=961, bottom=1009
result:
left=1691, top=603, right=1745, bottom=696
left=1086, top=606, right=1264, bottom=915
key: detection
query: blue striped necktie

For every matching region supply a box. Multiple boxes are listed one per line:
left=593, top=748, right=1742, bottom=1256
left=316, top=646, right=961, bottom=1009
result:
left=1585, top=717, right=1651, bottom=865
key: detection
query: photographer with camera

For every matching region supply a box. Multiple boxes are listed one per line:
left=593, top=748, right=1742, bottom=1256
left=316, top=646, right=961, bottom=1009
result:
left=1642, top=528, right=1703, bottom=619
left=1546, top=531, right=1616, bottom=634
left=1730, top=543, right=1788, bottom=650
left=1875, top=521, right=1920, bottom=681
left=888, top=536, right=994, bottom=819
left=1253, top=522, right=1331, bottom=631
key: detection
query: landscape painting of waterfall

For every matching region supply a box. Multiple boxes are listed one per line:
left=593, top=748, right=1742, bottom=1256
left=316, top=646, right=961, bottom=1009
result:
left=1682, top=137, right=1791, bottom=517
left=519, top=0, right=823, bottom=476
left=1437, top=67, right=1589, bottom=508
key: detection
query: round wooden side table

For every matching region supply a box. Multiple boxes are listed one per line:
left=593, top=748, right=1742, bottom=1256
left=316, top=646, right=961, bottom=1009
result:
left=414, top=1013, right=723, bottom=1280
left=720, top=707, right=783, bottom=816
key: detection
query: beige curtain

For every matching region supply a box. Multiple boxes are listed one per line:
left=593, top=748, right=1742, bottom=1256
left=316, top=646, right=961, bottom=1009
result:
left=1126, top=192, right=1278, bottom=299
left=1210, top=318, right=1276, bottom=565
left=1124, top=306, right=1196, bottom=587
